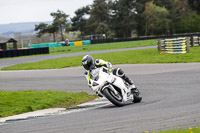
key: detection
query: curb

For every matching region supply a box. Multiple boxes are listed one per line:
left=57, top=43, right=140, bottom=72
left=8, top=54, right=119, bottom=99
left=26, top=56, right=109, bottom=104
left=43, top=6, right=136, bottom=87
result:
left=0, top=98, right=110, bottom=123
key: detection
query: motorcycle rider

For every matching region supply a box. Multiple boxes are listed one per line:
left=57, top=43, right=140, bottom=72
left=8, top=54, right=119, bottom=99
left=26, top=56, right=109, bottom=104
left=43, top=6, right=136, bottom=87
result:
left=82, top=55, right=136, bottom=90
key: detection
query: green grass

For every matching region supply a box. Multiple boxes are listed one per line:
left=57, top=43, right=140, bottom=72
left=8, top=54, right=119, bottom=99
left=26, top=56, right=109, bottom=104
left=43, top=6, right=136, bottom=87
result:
left=2, top=47, right=200, bottom=71
left=149, top=127, right=200, bottom=133
left=0, top=90, right=97, bottom=117
left=49, top=39, right=157, bottom=54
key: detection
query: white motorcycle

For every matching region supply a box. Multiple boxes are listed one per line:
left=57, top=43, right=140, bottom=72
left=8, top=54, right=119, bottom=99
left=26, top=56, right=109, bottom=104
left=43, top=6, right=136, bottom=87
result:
left=85, top=67, right=142, bottom=107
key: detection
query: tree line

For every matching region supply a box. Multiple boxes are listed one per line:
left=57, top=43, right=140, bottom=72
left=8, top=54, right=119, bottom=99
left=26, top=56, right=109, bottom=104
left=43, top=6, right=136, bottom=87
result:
left=35, top=0, right=200, bottom=41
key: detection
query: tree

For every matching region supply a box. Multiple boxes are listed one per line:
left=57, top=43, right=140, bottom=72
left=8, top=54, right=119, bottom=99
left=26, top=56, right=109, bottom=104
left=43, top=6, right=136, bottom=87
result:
left=71, top=6, right=90, bottom=36
left=140, top=1, right=171, bottom=35
left=35, top=10, right=70, bottom=42
left=172, top=0, right=192, bottom=16
left=34, top=23, right=58, bottom=42
left=135, top=0, right=150, bottom=36
left=188, top=0, right=200, bottom=14
left=110, top=0, right=137, bottom=37
left=141, top=1, right=155, bottom=35
left=170, top=0, right=193, bottom=33
left=46, top=24, right=58, bottom=42
left=50, top=10, right=70, bottom=41
left=174, top=12, right=200, bottom=33
left=153, top=5, right=171, bottom=35
left=153, top=0, right=173, bottom=10
left=34, top=23, right=48, bottom=38
left=87, top=0, right=110, bottom=35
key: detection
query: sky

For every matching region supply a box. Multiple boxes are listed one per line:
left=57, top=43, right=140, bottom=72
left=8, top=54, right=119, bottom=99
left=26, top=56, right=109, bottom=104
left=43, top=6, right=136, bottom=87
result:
left=0, top=0, right=94, bottom=25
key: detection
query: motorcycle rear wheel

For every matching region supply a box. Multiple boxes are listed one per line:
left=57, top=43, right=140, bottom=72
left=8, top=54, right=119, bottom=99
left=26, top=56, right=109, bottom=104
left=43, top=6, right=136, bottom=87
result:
left=102, top=87, right=124, bottom=107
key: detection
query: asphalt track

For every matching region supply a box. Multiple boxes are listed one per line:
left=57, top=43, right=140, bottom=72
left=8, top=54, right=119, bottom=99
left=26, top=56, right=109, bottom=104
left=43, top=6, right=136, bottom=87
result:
left=1, top=63, right=200, bottom=133
left=0, top=46, right=200, bottom=133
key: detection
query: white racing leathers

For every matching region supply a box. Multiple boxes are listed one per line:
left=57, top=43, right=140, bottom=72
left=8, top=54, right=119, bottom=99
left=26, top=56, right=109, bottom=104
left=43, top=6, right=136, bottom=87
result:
left=84, top=67, right=142, bottom=107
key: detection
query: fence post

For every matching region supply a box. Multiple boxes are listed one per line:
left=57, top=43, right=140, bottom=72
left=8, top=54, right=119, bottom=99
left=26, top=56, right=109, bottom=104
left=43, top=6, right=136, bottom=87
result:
left=157, top=40, right=162, bottom=52
left=186, top=37, right=190, bottom=53
left=199, top=36, right=200, bottom=46
left=190, top=36, right=194, bottom=47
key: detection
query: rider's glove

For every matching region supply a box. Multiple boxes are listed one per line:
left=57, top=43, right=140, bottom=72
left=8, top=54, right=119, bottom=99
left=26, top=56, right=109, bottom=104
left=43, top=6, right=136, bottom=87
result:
left=84, top=71, right=88, bottom=75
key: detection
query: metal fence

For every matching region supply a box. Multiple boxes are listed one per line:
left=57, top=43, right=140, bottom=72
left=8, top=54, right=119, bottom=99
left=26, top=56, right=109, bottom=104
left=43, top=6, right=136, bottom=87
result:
left=90, top=33, right=200, bottom=44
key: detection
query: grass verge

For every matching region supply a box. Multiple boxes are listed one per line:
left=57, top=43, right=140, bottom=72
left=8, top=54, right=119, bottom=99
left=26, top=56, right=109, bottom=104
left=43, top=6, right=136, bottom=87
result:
left=150, top=127, right=200, bottom=133
left=2, top=47, right=200, bottom=71
left=49, top=39, right=157, bottom=54
left=0, top=90, right=97, bottom=117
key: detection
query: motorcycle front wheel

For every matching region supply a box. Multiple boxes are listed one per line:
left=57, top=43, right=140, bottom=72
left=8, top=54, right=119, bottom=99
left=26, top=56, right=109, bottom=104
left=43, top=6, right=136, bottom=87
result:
left=132, top=89, right=142, bottom=103
left=102, top=87, right=124, bottom=107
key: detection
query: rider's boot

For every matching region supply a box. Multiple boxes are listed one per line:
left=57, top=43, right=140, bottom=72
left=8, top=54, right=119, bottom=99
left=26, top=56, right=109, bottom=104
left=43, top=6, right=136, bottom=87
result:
left=123, top=75, right=137, bottom=93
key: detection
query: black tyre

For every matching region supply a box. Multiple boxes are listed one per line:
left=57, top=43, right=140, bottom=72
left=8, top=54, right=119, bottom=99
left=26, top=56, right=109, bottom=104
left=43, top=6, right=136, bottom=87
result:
left=132, top=89, right=142, bottom=103
left=102, top=87, right=124, bottom=107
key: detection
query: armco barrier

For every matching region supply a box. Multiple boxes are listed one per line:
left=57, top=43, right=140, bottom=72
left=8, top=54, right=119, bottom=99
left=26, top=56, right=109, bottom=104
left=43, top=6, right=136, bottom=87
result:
left=69, top=42, right=74, bottom=46
left=91, top=33, right=200, bottom=44
left=82, top=40, right=91, bottom=45
left=31, top=43, right=62, bottom=48
left=31, top=40, right=91, bottom=48
left=72, top=40, right=91, bottom=46
left=74, top=41, right=83, bottom=46
left=158, top=37, right=190, bottom=54
left=0, top=47, right=49, bottom=58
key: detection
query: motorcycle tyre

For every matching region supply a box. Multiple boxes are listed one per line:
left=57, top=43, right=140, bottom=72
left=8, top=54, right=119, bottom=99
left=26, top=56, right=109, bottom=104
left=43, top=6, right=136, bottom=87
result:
left=102, top=87, right=124, bottom=107
left=132, top=90, right=142, bottom=103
